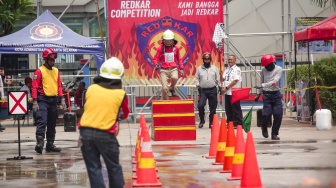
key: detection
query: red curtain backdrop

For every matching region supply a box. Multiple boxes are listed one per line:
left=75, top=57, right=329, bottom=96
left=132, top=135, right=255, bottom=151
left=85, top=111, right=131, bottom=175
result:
left=108, top=1, right=224, bottom=79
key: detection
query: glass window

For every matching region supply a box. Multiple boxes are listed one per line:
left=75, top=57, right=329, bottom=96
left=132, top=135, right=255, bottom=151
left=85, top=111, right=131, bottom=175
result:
left=89, top=14, right=106, bottom=37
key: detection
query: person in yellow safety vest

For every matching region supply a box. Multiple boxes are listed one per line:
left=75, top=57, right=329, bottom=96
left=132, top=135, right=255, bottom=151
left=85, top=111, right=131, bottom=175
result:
left=32, top=48, right=66, bottom=154
left=79, top=57, right=130, bottom=188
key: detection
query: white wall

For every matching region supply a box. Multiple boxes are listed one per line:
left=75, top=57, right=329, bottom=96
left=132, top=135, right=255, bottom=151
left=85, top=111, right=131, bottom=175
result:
left=225, top=0, right=335, bottom=62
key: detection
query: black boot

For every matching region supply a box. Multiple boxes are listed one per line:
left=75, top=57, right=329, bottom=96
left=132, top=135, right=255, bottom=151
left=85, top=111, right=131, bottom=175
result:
left=35, top=136, right=44, bottom=154
left=169, top=89, right=177, bottom=97
left=198, top=120, right=205, bottom=128
left=0, top=125, right=5, bottom=131
left=46, top=138, right=61, bottom=152
left=261, top=126, right=269, bottom=138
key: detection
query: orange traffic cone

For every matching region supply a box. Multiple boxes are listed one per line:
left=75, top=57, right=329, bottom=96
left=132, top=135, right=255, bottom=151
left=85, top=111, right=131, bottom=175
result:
left=132, top=117, right=146, bottom=164
left=206, top=114, right=220, bottom=159
left=237, top=132, right=265, bottom=188
left=132, top=121, right=145, bottom=174
left=133, top=115, right=146, bottom=158
left=220, top=121, right=235, bottom=173
left=212, top=117, right=227, bottom=165
left=227, top=125, right=245, bottom=180
left=132, top=123, right=158, bottom=178
left=133, top=126, right=162, bottom=187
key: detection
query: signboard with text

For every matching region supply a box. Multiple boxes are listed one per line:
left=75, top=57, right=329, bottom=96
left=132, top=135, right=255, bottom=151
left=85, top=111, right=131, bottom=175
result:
left=295, top=17, right=334, bottom=54
left=108, top=1, right=224, bottom=79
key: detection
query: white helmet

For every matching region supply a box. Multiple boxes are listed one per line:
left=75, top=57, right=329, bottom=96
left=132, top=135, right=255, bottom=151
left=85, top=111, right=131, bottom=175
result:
left=162, top=29, right=174, bottom=40
left=99, top=57, right=124, bottom=80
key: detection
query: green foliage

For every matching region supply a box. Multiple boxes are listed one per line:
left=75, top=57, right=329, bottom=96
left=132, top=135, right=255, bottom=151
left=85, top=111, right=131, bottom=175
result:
left=287, top=56, right=336, bottom=120
left=0, top=0, right=35, bottom=37
left=286, top=64, right=311, bottom=89
left=310, top=0, right=336, bottom=10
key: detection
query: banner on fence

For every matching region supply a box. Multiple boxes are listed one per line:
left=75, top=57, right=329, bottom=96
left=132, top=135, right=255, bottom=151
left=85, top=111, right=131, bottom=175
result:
left=108, top=0, right=224, bottom=79
left=295, top=17, right=334, bottom=54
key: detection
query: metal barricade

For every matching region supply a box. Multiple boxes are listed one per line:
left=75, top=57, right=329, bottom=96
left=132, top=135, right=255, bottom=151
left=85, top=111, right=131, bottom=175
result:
left=122, top=77, right=226, bottom=123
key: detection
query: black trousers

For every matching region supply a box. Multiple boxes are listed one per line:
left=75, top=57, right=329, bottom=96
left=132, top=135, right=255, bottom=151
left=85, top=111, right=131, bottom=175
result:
left=225, top=94, right=243, bottom=126
left=261, top=91, right=283, bottom=136
left=197, top=87, right=218, bottom=125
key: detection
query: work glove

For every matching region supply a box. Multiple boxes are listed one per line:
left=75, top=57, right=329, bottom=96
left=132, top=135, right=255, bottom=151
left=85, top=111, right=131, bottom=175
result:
left=197, top=86, right=202, bottom=94
left=155, top=64, right=161, bottom=70
left=61, top=97, right=67, bottom=110
left=254, top=94, right=261, bottom=102
left=180, top=69, right=184, bottom=77
left=33, top=100, right=39, bottom=112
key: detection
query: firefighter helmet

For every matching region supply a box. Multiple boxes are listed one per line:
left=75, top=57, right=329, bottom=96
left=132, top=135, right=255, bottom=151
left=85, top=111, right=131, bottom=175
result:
left=42, top=48, right=57, bottom=59
left=202, top=52, right=212, bottom=60
left=100, top=57, right=124, bottom=80
left=162, top=29, right=175, bottom=40
left=261, top=54, right=275, bottom=67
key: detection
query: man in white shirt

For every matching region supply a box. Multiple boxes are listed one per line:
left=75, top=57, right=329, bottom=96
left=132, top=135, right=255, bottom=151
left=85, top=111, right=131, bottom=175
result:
left=221, top=55, right=243, bottom=128
left=20, top=77, right=32, bottom=97
left=20, top=77, right=33, bottom=110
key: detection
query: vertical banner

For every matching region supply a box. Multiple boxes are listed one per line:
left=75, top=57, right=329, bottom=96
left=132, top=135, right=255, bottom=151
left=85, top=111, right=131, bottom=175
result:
left=108, top=0, right=224, bottom=79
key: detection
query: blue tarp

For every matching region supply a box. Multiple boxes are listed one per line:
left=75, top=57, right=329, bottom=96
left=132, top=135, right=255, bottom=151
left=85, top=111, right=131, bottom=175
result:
left=0, top=10, right=105, bottom=70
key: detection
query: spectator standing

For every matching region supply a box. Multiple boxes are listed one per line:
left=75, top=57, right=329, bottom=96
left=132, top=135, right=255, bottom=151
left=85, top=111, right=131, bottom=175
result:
left=195, top=52, right=220, bottom=128
left=221, top=54, right=243, bottom=128
left=0, top=67, right=5, bottom=132
left=79, top=57, right=130, bottom=188
left=0, top=67, right=13, bottom=87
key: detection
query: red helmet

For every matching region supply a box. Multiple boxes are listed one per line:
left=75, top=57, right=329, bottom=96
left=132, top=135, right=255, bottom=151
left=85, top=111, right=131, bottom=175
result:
left=42, top=48, right=57, bottom=59
left=202, top=52, right=212, bottom=60
left=261, top=54, right=275, bottom=67
left=24, top=77, right=32, bottom=83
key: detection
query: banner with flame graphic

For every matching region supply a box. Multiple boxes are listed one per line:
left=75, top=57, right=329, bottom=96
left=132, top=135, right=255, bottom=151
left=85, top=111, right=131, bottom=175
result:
left=108, top=0, right=224, bottom=79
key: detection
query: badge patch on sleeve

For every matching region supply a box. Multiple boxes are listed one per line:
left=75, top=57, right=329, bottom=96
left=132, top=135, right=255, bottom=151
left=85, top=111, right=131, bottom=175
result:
left=33, top=75, right=38, bottom=80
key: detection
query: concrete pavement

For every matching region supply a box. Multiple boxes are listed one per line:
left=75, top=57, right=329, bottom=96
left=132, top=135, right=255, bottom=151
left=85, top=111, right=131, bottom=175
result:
left=0, top=112, right=335, bottom=188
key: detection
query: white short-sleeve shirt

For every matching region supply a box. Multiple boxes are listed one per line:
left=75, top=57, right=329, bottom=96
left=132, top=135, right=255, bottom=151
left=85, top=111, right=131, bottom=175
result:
left=222, top=64, right=242, bottom=95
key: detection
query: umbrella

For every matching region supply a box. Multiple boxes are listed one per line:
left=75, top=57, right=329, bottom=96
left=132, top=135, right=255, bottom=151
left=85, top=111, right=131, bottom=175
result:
left=242, top=104, right=255, bottom=133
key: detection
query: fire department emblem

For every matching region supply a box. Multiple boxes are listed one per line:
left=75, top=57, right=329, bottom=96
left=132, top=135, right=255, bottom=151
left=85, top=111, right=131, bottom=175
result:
left=136, top=16, right=197, bottom=67
left=30, top=22, right=63, bottom=41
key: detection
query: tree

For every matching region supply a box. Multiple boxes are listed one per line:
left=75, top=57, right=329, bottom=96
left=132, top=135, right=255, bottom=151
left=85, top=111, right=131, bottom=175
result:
left=310, top=0, right=336, bottom=10
left=0, top=0, right=35, bottom=37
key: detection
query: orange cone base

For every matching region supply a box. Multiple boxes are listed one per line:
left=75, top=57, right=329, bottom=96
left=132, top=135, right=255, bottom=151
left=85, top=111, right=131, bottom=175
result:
left=205, top=156, right=216, bottom=159
left=133, top=182, right=162, bottom=187
left=133, top=168, right=158, bottom=172
left=212, top=162, right=224, bottom=165
left=235, top=186, right=265, bottom=188
left=227, top=176, right=241, bottom=181
left=132, top=175, right=160, bottom=179
left=220, top=170, right=232, bottom=173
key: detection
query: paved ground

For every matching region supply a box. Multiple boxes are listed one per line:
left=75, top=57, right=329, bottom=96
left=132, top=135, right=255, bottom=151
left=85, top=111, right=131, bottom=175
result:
left=0, top=112, right=335, bottom=188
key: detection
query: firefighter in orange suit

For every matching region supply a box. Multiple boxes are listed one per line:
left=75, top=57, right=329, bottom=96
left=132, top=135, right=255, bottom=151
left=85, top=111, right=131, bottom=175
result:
left=32, top=48, right=66, bottom=154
